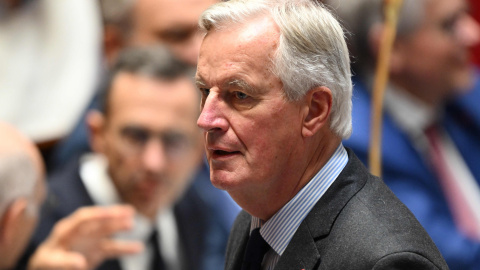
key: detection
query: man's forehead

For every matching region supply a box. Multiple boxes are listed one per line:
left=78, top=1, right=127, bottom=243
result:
left=424, top=0, right=467, bottom=23
left=113, top=72, right=191, bottom=90
left=135, top=0, right=218, bottom=27
left=197, top=16, right=279, bottom=71
left=110, top=73, right=198, bottom=109
left=207, top=15, right=280, bottom=45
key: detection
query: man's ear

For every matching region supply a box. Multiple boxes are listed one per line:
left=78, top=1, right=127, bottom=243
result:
left=0, top=198, right=29, bottom=245
left=302, top=86, right=332, bottom=138
left=86, top=110, right=106, bottom=154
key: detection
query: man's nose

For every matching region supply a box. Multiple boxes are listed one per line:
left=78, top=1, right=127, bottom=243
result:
left=456, top=14, right=480, bottom=48
left=141, top=139, right=167, bottom=173
left=197, top=92, right=229, bottom=133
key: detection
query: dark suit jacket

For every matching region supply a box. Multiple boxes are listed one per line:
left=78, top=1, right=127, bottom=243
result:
left=225, top=149, right=449, bottom=270
left=16, top=155, right=224, bottom=270
left=344, top=76, right=480, bottom=269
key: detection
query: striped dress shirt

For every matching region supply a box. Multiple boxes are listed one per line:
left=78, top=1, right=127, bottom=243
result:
left=249, top=144, right=348, bottom=270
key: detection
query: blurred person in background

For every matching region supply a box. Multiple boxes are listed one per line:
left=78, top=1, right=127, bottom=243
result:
left=325, top=0, right=480, bottom=268
left=51, top=0, right=219, bottom=170
left=51, top=2, right=240, bottom=267
left=100, top=0, right=218, bottom=67
left=0, top=121, right=46, bottom=270
left=17, top=46, right=229, bottom=270
left=0, top=121, right=141, bottom=270
left=32, top=0, right=217, bottom=172
left=55, top=0, right=240, bottom=261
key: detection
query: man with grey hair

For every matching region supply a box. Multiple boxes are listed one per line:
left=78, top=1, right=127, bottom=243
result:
left=18, top=45, right=228, bottom=270
left=325, top=0, right=480, bottom=268
left=0, top=121, right=46, bottom=270
left=195, top=0, right=449, bottom=269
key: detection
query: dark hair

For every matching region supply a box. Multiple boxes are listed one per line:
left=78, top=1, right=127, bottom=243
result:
left=100, top=46, right=195, bottom=115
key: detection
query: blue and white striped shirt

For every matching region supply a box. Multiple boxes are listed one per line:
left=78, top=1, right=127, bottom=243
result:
left=250, top=144, right=348, bottom=270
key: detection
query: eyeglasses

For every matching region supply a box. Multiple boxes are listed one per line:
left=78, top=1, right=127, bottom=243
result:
left=118, top=126, right=195, bottom=160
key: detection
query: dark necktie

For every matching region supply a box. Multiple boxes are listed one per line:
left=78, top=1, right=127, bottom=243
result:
left=241, top=228, right=270, bottom=270
left=149, top=229, right=166, bottom=270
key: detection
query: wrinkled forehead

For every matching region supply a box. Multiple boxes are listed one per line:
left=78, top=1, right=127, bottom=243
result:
left=197, top=15, right=280, bottom=67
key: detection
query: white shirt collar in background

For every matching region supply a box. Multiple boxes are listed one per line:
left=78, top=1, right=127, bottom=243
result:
left=80, top=153, right=182, bottom=270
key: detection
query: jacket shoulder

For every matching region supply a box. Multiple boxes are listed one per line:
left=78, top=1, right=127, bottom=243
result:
left=316, top=172, right=448, bottom=269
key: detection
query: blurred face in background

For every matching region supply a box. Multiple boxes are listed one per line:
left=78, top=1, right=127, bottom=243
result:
left=393, top=0, right=480, bottom=105
left=90, top=72, right=202, bottom=220
left=131, top=0, right=219, bottom=66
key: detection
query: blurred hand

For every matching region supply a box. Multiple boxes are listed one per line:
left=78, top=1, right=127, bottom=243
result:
left=27, top=205, right=143, bottom=270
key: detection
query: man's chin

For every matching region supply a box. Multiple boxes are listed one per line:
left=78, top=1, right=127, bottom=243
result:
left=210, top=172, right=242, bottom=191
left=210, top=178, right=229, bottom=191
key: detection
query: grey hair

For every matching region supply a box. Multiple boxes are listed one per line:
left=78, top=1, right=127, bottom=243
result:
left=0, top=153, right=38, bottom=218
left=199, top=0, right=353, bottom=138
left=101, top=45, right=196, bottom=114
left=324, top=0, right=426, bottom=75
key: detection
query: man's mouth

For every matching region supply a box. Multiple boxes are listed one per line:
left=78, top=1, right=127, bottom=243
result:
left=215, top=150, right=232, bottom=155
left=211, top=149, right=241, bottom=158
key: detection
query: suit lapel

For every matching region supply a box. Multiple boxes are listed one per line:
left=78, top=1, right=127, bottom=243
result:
left=46, top=157, right=95, bottom=216
left=275, top=149, right=368, bottom=270
left=225, top=211, right=250, bottom=270
left=274, top=223, right=320, bottom=270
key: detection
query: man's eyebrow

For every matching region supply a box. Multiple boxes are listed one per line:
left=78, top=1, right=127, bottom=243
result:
left=195, top=76, right=207, bottom=89
left=194, top=77, right=257, bottom=94
left=225, top=79, right=256, bottom=93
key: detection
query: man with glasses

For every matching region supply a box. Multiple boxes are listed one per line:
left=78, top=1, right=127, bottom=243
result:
left=18, top=46, right=225, bottom=270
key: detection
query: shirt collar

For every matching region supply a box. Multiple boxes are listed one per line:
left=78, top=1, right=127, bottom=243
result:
left=80, top=153, right=120, bottom=206
left=384, top=83, right=438, bottom=135
left=250, top=144, right=348, bottom=256
left=79, top=153, right=174, bottom=241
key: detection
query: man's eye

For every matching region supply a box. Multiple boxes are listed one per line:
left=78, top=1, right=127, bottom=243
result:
left=121, top=128, right=149, bottom=146
left=440, top=13, right=462, bottom=35
left=163, top=133, right=190, bottom=149
left=234, top=91, right=249, bottom=100
left=200, top=88, right=210, bottom=96
left=440, top=18, right=457, bottom=34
